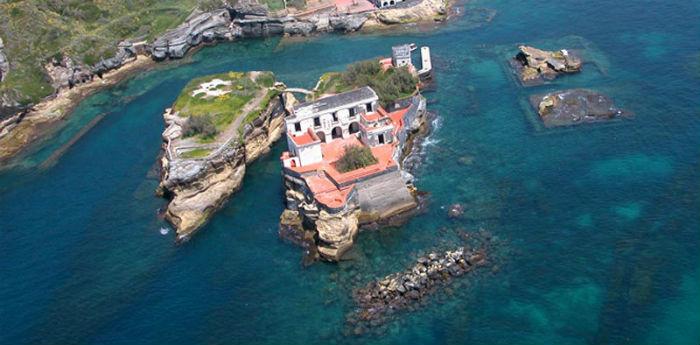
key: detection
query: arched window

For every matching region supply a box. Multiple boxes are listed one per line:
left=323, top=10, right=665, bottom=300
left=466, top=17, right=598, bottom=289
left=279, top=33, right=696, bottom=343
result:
left=348, top=122, right=360, bottom=134
left=331, top=126, right=343, bottom=139
left=316, top=131, right=326, bottom=142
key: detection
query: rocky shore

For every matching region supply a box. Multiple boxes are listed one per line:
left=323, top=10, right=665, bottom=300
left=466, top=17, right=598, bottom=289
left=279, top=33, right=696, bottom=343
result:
left=0, top=0, right=449, bottom=167
left=0, top=55, right=154, bottom=167
left=157, top=72, right=286, bottom=240
left=346, top=229, right=501, bottom=334
left=510, top=45, right=582, bottom=86
left=531, top=89, right=631, bottom=128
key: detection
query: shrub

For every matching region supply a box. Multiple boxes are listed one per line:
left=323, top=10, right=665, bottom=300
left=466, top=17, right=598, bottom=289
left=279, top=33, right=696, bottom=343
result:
left=341, top=61, right=417, bottom=107
left=336, top=145, right=378, bottom=173
left=183, top=114, right=218, bottom=139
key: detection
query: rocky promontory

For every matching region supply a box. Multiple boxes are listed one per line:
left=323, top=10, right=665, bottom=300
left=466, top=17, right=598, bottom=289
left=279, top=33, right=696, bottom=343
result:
left=158, top=71, right=286, bottom=240
left=531, top=89, right=631, bottom=128
left=510, top=45, right=582, bottom=86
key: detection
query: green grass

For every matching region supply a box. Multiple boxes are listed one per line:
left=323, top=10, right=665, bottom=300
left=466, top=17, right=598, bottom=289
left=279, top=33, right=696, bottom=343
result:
left=174, top=71, right=278, bottom=140
left=179, top=147, right=212, bottom=159
left=0, top=0, right=201, bottom=106
left=262, top=0, right=286, bottom=11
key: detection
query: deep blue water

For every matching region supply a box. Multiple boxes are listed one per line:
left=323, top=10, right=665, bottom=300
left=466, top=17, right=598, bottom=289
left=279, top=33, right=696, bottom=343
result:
left=1, top=1, right=700, bottom=344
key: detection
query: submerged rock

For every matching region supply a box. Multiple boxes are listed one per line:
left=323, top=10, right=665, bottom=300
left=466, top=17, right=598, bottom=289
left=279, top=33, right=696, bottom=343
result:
left=530, top=89, right=631, bottom=128
left=510, top=45, right=582, bottom=86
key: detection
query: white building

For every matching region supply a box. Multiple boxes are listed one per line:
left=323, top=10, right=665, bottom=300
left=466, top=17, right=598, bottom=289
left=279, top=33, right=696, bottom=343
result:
left=286, top=86, right=379, bottom=144
left=373, top=0, right=405, bottom=8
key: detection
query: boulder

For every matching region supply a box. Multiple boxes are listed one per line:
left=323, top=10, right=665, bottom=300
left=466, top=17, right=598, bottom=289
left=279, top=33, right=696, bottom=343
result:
left=283, top=21, right=316, bottom=36
left=329, top=14, right=368, bottom=32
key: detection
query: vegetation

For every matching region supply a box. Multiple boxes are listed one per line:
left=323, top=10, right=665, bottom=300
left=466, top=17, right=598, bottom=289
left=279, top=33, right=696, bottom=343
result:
left=314, top=60, right=418, bottom=107
left=0, top=0, right=215, bottom=105
left=173, top=71, right=273, bottom=134
left=336, top=145, right=378, bottom=173
left=182, top=114, right=218, bottom=139
left=179, top=147, right=212, bottom=159
left=239, top=89, right=281, bottom=135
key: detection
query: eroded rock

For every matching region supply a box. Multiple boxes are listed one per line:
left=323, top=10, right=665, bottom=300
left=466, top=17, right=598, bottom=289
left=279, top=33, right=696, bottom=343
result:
left=530, top=89, right=631, bottom=128
left=511, top=45, right=582, bottom=86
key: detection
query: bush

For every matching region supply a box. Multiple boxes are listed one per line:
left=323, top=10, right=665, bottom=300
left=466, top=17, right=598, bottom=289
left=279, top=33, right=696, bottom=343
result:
left=336, top=145, right=378, bottom=173
left=183, top=114, right=218, bottom=139
left=341, top=61, right=417, bottom=107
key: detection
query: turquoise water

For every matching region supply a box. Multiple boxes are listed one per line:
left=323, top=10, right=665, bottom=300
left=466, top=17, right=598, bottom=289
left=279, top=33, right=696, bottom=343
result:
left=2, top=1, right=700, bottom=344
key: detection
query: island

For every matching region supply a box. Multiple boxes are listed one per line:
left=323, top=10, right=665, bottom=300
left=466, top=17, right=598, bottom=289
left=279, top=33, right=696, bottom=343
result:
left=157, top=71, right=286, bottom=241
left=530, top=89, right=631, bottom=128
left=510, top=45, right=582, bottom=86
left=279, top=44, right=432, bottom=262
left=0, top=0, right=449, bottom=166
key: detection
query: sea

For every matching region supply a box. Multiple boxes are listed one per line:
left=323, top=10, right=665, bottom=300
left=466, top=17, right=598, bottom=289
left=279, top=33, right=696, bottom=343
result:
left=1, top=0, right=699, bottom=344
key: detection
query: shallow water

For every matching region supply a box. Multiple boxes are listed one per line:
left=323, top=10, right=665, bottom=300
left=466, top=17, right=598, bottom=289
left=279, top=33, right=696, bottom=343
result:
left=1, top=1, right=699, bottom=344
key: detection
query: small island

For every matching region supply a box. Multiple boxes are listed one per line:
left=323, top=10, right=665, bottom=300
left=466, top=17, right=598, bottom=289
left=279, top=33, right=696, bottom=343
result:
left=530, top=89, right=631, bottom=128
left=279, top=44, right=432, bottom=262
left=510, top=45, right=582, bottom=86
left=157, top=71, right=286, bottom=241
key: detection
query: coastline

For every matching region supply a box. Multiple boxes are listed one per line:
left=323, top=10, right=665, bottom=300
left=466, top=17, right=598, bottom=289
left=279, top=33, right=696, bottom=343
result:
left=0, top=55, right=155, bottom=167
left=0, top=0, right=450, bottom=169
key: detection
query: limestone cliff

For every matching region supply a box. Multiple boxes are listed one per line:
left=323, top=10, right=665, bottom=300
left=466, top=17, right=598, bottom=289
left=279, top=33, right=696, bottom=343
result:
left=158, top=74, right=286, bottom=241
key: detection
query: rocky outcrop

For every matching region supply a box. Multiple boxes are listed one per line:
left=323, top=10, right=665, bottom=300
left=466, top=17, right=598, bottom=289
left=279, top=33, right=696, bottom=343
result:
left=329, top=14, right=369, bottom=32
left=373, top=0, right=447, bottom=25
left=44, top=55, right=94, bottom=90
left=511, top=45, right=582, bottom=86
left=158, top=94, right=286, bottom=241
left=151, top=9, right=235, bottom=60
left=316, top=209, right=360, bottom=261
left=91, top=41, right=137, bottom=76
left=159, top=142, right=247, bottom=240
left=0, top=38, right=8, bottom=83
left=530, top=89, right=631, bottom=128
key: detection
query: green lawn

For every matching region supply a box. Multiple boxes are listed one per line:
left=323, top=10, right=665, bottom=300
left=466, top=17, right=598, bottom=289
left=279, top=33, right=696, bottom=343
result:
left=179, top=147, right=212, bottom=159
left=174, top=71, right=278, bottom=140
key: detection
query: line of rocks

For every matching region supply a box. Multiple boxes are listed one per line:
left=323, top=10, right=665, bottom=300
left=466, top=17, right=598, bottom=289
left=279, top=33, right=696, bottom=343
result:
left=347, top=245, right=488, bottom=333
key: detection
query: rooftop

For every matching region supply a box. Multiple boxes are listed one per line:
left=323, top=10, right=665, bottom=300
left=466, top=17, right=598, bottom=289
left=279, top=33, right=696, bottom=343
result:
left=392, top=44, right=412, bottom=59
left=294, top=86, right=377, bottom=116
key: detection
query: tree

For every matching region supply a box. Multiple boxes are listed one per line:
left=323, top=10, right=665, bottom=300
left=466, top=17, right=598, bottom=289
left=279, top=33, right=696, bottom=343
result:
left=336, top=145, right=378, bottom=173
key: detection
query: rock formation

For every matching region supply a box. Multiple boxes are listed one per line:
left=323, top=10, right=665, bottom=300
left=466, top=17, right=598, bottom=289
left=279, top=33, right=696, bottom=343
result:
left=158, top=74, right=286, bottom=241
left=0, top=38, right=8, bottom=83
left=511, top=45, right=582, bottom=85
left=151, top=9, right=235, bottom=60
left=530, top=89, right=630, bottom=128
left=373, top=0, right=447, bottom=25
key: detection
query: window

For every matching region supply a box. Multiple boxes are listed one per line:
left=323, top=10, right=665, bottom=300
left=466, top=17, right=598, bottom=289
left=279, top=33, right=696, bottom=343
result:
left=366, top=102, right=373, bottom=112
left=332, top=112, right=338, bottom=122
left=349, top=107, right=356, bottom=117
left=313, top=117, right=321, bottom=127
left=294, top=122, right=301, bottom=132
left=378, top=133, right=385, bottom=144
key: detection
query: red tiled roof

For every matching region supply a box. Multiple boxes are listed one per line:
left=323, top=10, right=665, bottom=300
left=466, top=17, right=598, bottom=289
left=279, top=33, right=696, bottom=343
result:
left=288, top=128, right=320, bottom=146
left=281, top=101, right=416, bottom=209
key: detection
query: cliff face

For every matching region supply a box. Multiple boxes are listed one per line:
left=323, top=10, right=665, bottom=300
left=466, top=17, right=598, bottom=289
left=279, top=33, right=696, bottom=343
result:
left=159, top=94, right=286, bottom=241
